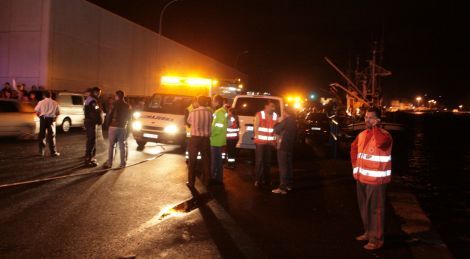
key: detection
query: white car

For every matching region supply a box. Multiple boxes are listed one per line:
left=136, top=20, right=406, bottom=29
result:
left=232, top=94, right=284, bottom=149
left=54, top=91, right=85, bottom=133
left=0, top=99, right=39, bottom=139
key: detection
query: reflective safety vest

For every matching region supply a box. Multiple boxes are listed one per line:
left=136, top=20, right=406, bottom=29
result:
left=353, top=129, right=392, bottom=184
left=254, top=110, right=278, bottom=144
left=226, top=115, right=239, bottom=139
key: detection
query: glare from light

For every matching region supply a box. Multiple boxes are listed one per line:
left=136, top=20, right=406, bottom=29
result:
left=186, top=77, right=212, bottom=87
left=164, top=124, right=179, bottom=134
left=238, top=84, right=243, bottom=89
left=161, top=76, right=182, bottom=85
left=132, top=121, right=142, bottom=131
left=293, top=102, right=301, bottom=109
left=133, top=111, right=141, bottom=119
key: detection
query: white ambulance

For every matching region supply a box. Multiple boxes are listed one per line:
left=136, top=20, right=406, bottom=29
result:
left=131, top=76, right=214, bottom=150
left=232, top=94, right=285, bottom=149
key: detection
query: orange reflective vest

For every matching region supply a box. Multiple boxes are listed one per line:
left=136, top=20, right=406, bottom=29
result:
left=226, top=115, right=239, bottom=139
left=254, top=110, right=278, bottom=144
left=353, top=129, right=392, bottom=184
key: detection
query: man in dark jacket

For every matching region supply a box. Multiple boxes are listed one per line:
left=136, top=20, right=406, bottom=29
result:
left=272, top=107, right=297, bottom=194
left=84, top=87, right=103, bottom=167
left=103, top=90, right=131, bottom=169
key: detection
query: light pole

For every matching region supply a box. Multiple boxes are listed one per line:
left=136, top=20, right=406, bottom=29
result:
left=234, top=50, right=248, bottom=69
left=156, top=0, right=180, bottom=90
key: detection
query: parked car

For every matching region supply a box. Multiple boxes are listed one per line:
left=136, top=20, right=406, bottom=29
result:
left=0, top=99, right=39, bottom=139
left=54, top=91, right=85, bottom=133
left=299, top=112, right=330, bottom=145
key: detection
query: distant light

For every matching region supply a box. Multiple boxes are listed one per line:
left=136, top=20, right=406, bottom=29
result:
left=416, top=96, right=422, bottom=102
left=310, top=94, right=315, bottom=100
left=212, top=79, right=219, bottom=86
left=242, top=103, right=247, bottom=108
left=161, top=75, right=214, bottom=87
left=238, top=84, right=243, bottom=89
left=293, top=102, right=302, bottom=109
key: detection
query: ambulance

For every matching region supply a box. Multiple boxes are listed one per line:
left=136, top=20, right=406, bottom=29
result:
left=131, top=76, right=215, bottom=150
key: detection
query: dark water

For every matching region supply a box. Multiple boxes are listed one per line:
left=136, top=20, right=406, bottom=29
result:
left=390, top=112, right=470, bottom=258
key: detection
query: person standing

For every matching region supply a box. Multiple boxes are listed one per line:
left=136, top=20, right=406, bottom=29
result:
left=35, top=91, right=60, bottom=157
left=103, top=90, right=131, bottom=169
left=210, top=95, right=228, bottom=184
left=184, top=97, right=199, bottom=160
left=186, top=96, right=212, bottom=188
left=84, top=87, right=103, bottom=167
left=272, top=107, right=297, bottom=194
left=226, top=107, right=239, bottom=169
left=350, top=107, right=393, bottom=250
left=254, top=100, right=279, bottom=187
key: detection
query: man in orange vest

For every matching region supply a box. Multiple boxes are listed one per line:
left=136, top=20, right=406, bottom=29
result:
left=254, top=100, right=279, bottom=187
left=350, top=107, right=393, bottom=250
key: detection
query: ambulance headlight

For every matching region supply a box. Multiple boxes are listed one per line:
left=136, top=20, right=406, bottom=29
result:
left=133, top=111, right=141, bottom=119
left=132, top=121, right=142, bottom=131
left=164, top=124, right=179, bottom=134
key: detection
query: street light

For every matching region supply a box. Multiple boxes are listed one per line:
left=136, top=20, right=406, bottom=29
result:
left=416, top=96, right=422, bottom=106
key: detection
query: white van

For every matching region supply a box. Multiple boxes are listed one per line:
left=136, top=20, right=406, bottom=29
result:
left=131, top=93, right=193, bottom=149
left=54, top=92, right=85, bottom=132
left=232, top=94, right=284, bottom=149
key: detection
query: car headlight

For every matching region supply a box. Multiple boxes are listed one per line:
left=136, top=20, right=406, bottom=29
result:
left=132, top=121, right=142, bottom=131
left=164, top=124, right=179, bottom=134
left=133, top=111, right=141, bottom=119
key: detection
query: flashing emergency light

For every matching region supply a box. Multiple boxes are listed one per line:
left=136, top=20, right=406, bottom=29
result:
left=161, top=76, right=216, bottom=87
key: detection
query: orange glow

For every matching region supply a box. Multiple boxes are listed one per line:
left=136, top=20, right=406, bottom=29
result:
left=161, top=75, right=215, bottom=87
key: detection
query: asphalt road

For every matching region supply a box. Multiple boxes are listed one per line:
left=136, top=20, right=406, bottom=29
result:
left=0, top=129, right=448, bottom=258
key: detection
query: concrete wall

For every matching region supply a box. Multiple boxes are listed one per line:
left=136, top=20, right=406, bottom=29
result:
left=0, top=0, right=50, bottom=88
left=48, top=0, right=245, bottom=96
left=0, top=0, right=245, bottom=95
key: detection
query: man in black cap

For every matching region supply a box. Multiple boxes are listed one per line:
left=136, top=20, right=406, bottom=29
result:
left=84, top=87, right=103, bottom=167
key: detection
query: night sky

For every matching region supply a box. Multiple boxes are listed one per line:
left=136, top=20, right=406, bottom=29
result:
left=88, top=0, right=468, bottom=107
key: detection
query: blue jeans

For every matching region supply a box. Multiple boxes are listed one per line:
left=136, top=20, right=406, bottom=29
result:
left=211, top=146, right=224, bottom=182
left=107, top=126, right=128, bottom=167
left=277, top=149, right=293, bottom=189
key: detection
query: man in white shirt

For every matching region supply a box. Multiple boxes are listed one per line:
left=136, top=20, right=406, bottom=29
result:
left=34, top=91, right=60, bottom=157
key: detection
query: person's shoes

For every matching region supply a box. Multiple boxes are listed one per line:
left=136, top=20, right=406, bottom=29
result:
left=51, top=152, right=60, bottom=157
left=286, top=186, right=293, bottom=191
left=355, top=234, right=368, bottom=241
left=85, top=159, right=99, bottom=167
left=363, top=241, right=383, bottom=250
left=272, top=188, right=287, bottom=195
left=119, top=163, right=126, bottom=168
left=102, top=164, right=112, bottom=169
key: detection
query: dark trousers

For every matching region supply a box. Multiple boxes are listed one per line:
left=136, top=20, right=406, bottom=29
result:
left=188, top=136, right=210, bottom=186
left=255, top=144, right=273, bottom=182
left=85, top=121, right=97, bottom=160
left=277, top=149, right=293, bottom=189
left=226, top=139, right=238, bottom=166
left=38, top=116, right=57, bottom=153
left=211, top=146, right=223, bottom=182
left=356, top=181, right=387, bottom=243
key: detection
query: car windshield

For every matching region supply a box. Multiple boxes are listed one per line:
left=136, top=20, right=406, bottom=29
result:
left=234, top=97, right=281, bottom=116
left=144, top=94, right=193, bottom=115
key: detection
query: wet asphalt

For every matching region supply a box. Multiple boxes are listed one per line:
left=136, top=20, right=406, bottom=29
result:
left=0, top=129, right=431, bottom=258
